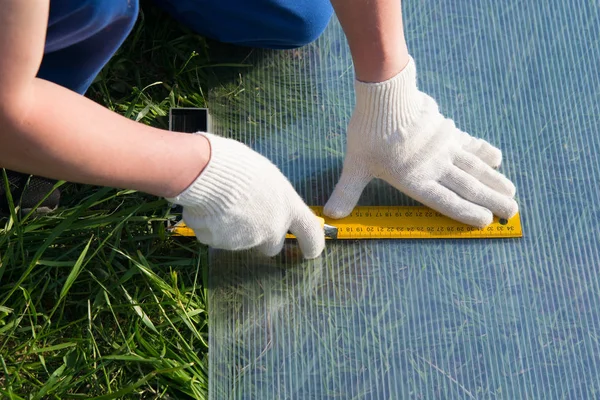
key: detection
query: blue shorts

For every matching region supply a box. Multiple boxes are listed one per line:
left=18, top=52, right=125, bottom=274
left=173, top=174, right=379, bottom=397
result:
left=39, top=0, right=333, bottom=94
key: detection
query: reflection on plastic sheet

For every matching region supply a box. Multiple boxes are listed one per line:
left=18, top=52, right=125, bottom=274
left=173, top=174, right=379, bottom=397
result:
left=207, top=3, right=600, bottom=398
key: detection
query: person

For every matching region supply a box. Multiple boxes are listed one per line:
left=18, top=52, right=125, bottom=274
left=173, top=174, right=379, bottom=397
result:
left=0, top=0, right=518, bottom=259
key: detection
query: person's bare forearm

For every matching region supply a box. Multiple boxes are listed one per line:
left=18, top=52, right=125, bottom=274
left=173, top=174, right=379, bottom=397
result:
left=0, top=0, right=208, bottom=199
left=330, top=0, right=410, bottom=82
left=0, top=79, right=209, bottom=198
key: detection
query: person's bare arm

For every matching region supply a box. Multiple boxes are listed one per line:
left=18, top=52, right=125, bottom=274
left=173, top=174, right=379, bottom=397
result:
left=329, top=0, right=410, bottom=83
left=0, top=0, right=209, bottom=198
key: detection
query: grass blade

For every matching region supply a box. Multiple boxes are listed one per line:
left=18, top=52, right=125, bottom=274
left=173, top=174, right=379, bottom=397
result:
left=58, top=236, right=94, bottom=301
left=88, top=364, right=194, bottom=400
left=31, top=363, right=66, bottom=400
left=121, top=286, right=158, bottom=334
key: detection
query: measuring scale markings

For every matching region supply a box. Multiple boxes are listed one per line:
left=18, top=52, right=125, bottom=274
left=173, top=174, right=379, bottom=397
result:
left=309, top=206, right=522, bottom=239
left=170, top=206, right=522, bottom=240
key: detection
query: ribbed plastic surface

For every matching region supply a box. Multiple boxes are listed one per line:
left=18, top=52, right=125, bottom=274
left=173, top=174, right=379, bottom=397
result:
left=208, top=2, right=600, bottom=398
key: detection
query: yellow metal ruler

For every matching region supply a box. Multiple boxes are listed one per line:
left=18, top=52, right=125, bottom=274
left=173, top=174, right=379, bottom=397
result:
left=169, top=206, right=522, bottom=240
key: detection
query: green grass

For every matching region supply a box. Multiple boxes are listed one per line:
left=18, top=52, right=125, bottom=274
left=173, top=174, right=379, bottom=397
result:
left=0, top=2, right=256, bottom=398
left=0, top=2, right=351, bottom=397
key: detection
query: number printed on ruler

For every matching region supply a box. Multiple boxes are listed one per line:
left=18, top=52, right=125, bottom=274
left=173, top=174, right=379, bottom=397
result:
left=170, top=205, right=523, bottom=240
left=311, top=206, right=522, bottom=239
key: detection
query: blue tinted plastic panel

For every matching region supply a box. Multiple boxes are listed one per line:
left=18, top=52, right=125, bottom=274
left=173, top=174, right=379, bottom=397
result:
left=207, top=2, right=600, bottom=398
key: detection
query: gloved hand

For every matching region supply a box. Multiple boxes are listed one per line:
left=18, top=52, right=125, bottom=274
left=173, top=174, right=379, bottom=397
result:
left=167, top=133, right=325, bottom=259
left=324, top=56, right=518, bottom=228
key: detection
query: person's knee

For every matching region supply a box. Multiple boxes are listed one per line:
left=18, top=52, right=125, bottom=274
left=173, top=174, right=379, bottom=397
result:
left=40, top=0, right=139, bottom=94
left=148, top=0, right=331, bottom=49
left=45, top=0, right=139, bottom=52
left=280, top=1, right=333, bottom=48
left=83, top=0, right=138, bottom=33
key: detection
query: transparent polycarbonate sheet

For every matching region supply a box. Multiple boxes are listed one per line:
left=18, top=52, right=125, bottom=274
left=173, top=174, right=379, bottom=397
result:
left=207, top=2, right=600, bottom=398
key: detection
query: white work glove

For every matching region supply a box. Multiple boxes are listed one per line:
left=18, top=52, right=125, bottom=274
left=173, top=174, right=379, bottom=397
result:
left=166, top=133, right=325, bottom=259
left=324, top=56, right=518, bottom=227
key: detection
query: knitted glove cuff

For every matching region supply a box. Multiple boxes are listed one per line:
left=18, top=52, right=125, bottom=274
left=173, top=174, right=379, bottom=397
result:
left=353, top=56, right=431, bottom=131
left=166, top=133, right=253, bottom=215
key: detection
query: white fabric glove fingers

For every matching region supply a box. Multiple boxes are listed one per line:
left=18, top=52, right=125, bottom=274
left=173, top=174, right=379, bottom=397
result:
left=289, top=204, right=325, bottom=259
left=410, top=181, right=494, bottom=227
left=187, top=221, right=239, bottom=250
left=257, top=234, right=287, bottom=258
left=192, top=226, right=214, bottom=246
left=183, top=211, right=243, bottom=250
left=440, top=167, right=519, bottom=220
left=460, top=134, right=503, bottom=168
left=324, top=158, right=372, bottom=219
left=181, top=208, right=218, bottom=247
left=454, top=152, right=517, bottom=197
